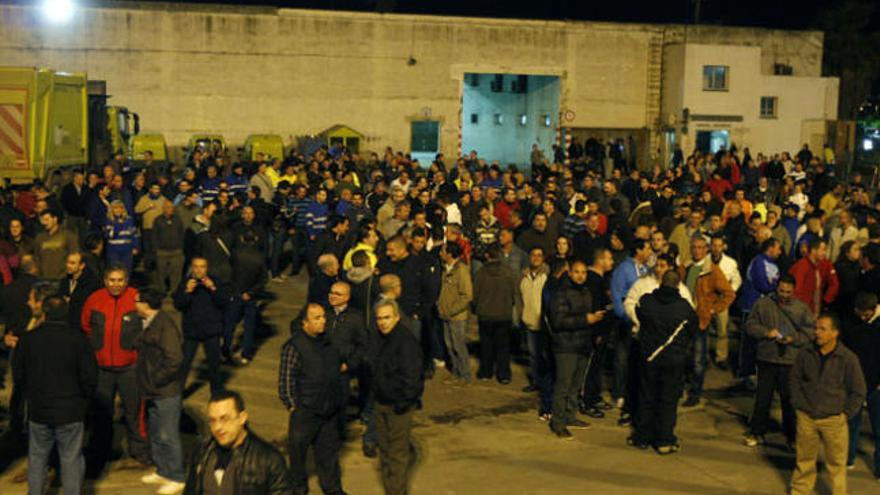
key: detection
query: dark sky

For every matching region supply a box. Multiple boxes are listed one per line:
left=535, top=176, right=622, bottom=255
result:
left=136, top=0, right=838, bottom=29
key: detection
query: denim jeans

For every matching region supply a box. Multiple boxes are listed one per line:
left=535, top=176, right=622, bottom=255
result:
left=28, top=421, right=84, bottom=495
left=689, top=331, right=709, bottom=398
left=224, top=297, right=258, bottom=359
left=442, top=319, right=470, bottom=380
left=147, top=396, right=185, bottom=482
left=847, top=387, right=880, bottom=474
left=527, top=330, right=554, bottom=414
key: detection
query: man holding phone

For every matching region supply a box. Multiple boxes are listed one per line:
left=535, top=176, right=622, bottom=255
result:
left=548, top=260, right=606, bottom=439
left=743, top=274, right=815, bottom=448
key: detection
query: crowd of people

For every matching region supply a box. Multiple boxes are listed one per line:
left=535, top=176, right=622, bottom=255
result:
left=0, top=138, right=878, bottom=494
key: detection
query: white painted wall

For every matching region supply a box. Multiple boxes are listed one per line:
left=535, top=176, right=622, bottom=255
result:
left=0, top=2, right=831, bottom=165
left=664, top=43, right=838, bottom=156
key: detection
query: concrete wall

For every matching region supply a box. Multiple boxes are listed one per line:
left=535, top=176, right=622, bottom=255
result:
left=461, top=74, right=560, bottom=165
left=0, top=1, right=829, bottom=165
left=663, top=43, right=838, bottom=156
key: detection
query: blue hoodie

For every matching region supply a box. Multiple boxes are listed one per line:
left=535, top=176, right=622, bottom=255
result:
left=740, top=253, right=780, bottom=312
left=305, top=200, right=329, bottom=238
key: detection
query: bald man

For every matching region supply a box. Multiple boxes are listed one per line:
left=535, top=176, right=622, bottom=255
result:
left=307, top=254, right=340, bottom=304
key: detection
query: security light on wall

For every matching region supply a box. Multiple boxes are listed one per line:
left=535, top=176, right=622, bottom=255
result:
left=43, top=0, right=75, bottom=23
left=519, top=115, right=528, bottom=126
left=493, top=114, right=503, bottom=125
left=543, top=115, right=551, bottom=127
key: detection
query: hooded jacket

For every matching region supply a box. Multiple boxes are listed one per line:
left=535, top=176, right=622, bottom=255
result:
left=635, top=285, right=698, bottom=365
left=843, top=306, right=880, bottom=392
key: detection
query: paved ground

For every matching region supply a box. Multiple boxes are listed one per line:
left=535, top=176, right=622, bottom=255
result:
left=1, top=273, right=878, bottom=494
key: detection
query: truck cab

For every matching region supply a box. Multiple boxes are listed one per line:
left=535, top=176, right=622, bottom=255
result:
left=185, top=134, right=226, bottom=166
left=240, top=134, right=284, bottom=163
left=130, top=133, right=167, bottom=171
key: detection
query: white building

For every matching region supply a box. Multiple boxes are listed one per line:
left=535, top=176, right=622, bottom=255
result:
left=0, top=2, right=842, bottom=167
left=662, top=43, right=838, bottom=158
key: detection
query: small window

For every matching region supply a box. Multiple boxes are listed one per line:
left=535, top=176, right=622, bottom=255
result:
left=760, top=96, right=778, bottom=119
left=493, top=114, right=503, bottom=125
left=703, top=65, right=728, bottom=91
left=470, top=113, right=479, bottom=124
left=491, top=74, right=504, bottom=93
left=519, top=114, right=527, bottom=126
left=467, top=74, right=480, bottom=87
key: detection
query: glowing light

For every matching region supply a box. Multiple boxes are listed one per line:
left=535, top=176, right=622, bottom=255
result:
left=864, top=139, right=874, bottom=151
left=42, top=0, right=74, bottom=24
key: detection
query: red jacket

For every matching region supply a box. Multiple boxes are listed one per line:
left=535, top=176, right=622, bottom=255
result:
left=81, top=286, right=140, bottom=369
left=494, top=200, right=520, bottom=230
left=789, top=257, right=839, bottom=315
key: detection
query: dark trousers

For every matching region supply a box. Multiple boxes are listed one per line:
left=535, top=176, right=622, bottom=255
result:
left=583, top=335, right=609, bottom=406
left=633, top=358, right=686, bottom=446
left=526, top=331, right=554, bottom=414
left=477, top=320, right=511, bottom=381
left=287, top=408, right=343, bottom=495
left=749, top=361, right=795, bottom=441
left=180, top=337, right=223, bottom=395
left=551, top=352, right=589, bottom=431
left=375, top=403, right=414, bottom=495
left=612, top=321, right=632, bottom=400
left=89, top=367, right=148, bottom=470
left=223, top=297, right=258, bottom=359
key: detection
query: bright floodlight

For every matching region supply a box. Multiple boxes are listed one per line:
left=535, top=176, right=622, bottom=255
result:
left=43, top=0, right=74, bottom=24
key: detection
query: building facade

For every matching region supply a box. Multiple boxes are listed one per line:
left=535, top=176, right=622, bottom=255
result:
left=0, top=1, right=837, bottom=167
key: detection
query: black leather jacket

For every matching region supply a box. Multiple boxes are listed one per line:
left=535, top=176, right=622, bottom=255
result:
left=183, top=430, right=292, bottom=495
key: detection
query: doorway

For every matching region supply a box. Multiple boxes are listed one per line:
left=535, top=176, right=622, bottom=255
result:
left=695, top=130, right=729, bottom=154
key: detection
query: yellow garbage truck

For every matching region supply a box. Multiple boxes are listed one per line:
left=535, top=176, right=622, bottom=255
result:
left=0, top=67, right=142, bottom=183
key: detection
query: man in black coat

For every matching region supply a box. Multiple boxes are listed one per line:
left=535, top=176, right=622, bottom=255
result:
left=226, top=230, right=268, bottom=364
left=548, top=260, right=606, bottom=439
left=308, top=254, right=340, bottom=304
left=309, top=215, right=353, bottom=275
left=57, top=252, right=101, bottom=330
left=13, top=293, right=97, bottom=495
left=325, top=281, right=367, bottom=417
left=376, top=235, right=430, bottom=332
left=173, top=256, right=228, bottom=394
left=630, top=270, right=698, bottom=454
left=371, top=299, right=423, bottom=495
left=184, top=390, right=293, bottom=494
left=279, top=304, right=347, bottom=495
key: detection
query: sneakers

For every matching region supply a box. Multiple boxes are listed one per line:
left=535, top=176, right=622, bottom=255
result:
left=617, top=412, right=632, bottom=427
left=142, top=472, right=170, bottom=484
left=363, top=443, right=378, bottom=458
left=580, top=405, right=605, bottom=419
left=626, top=436, right=650, bottom=449
left=433, top=358, right=445, bottom=369
left=614, top=397, right=625, bottom=409
left=743, top=434, right=765, bottom=447
left=654, top=443, right=681, bottom=455
left=157, top=481, right=185, bottom=494
left=552, top=427, right=574, bottom=440
left=681, top=395, right=701, bottom=408
left=538, top=412, right=552, bottom=422
left=567, top=419, right=591, bottom=430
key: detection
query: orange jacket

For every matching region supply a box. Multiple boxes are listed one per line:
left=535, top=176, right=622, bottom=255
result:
left=679, top=260, right=736, bottom=330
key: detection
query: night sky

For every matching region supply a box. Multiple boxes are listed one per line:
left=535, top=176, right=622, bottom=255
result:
left=134, top=0, right=848, bottom=30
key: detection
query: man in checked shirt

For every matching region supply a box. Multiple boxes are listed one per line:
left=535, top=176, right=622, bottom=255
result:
left=279, top=303, right=348, bottom=495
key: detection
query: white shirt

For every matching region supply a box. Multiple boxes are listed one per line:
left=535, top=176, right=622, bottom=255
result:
left=445, top=203, right=462, bottom=226
left=714, top=254, right=742, bottom=292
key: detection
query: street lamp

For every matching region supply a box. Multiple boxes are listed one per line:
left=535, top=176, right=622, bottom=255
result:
left=42, top=0, right=75, bottom=24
